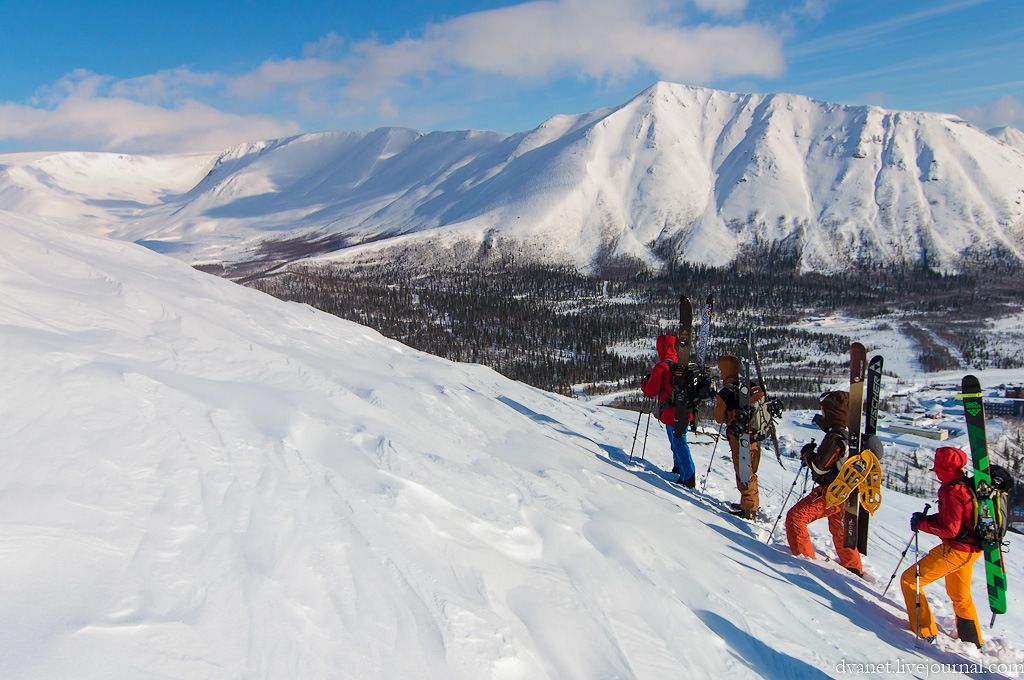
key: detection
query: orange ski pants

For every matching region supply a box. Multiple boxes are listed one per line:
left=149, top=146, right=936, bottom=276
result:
left=785, top=486, right=863, bottom=573
left=900, top=543, right=983, bottom=644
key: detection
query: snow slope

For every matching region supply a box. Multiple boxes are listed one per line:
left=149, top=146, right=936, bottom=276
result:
left=2, top=210, right=1022, bottom=679
left=2, top=83, right=1024, bottom=273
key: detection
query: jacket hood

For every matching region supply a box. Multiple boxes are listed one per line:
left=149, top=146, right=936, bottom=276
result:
left=817, top=391, right=849, bottom=432
left=656, top=335, right=678, bottom=362
left=932, top=446, right=969, bottom=483
left=718, top=355, right=739, bottom=385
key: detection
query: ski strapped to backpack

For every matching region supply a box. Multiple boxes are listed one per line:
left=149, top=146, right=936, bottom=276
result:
left=673, top=295, right=693, bottom=439
left=958, top=375, right=1009, bottom=625
left=737, top=340, right=752, bottom=485
left=694, top=295, right=714, bottom=366
left=841, top=342, right=867, bottom=551
left=857, top=354, right=884, bottom=555
left=668, top=294, right=717, bottom=435
left=749, top=327, right=785, bottom=466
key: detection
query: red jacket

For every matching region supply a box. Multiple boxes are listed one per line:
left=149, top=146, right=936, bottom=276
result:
left=641, top=334, right=692, bottom=427
left=918, top=447, right=981, bottom=554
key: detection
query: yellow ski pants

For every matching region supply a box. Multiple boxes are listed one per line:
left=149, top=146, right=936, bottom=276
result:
left=900, top=543, right=983, bottom=645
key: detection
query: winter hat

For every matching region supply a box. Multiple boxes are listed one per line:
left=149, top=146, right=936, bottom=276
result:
left=718, top=355, right=739, bottom=385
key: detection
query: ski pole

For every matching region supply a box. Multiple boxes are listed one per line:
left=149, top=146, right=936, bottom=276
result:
left=628, top=400, right=646, bottom=464
left=766, top=462, right=808, bottom=543
left=800, top=465, right=812, bottom=496
left=915, top=530, right=921, bottom=639
left=913, top=503, right=931, bottom=639
left=876, top=499, right=925, bottom=602
left=699, top=423, right=726, bottom=495
left=640, top=407, right=652, bottom=462
left=879, top=534, right=916, bottom=600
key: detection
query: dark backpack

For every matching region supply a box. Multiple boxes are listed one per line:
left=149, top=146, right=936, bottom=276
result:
left=658, top=361, right=715, bottom=415
left=949, top=464, right=1014, bottom=546
left=723, top=382, right=783, bottom=442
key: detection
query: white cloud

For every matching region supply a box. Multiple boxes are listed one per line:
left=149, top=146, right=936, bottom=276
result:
left=792, top=0, right=829, bottom=21
left=955, top=95, right=1024, bottom=130
left=0, top=0, right=788, bottom=152
left=303, top=32, right=347, bottom=60
left=691, top=0, right=748, bottom=15
left=223, top=0, right=784, bottom=102
left=378, top=98, right=399, bottom=119
left=110, top=68, right=223, bottom=104
left=0, top=97, right=299, bottom=153
left=789, top=0, right=994, bottom=58
left=32, top=68, right=221, bottom=107
left=334, top=0, right=783, bottom=98
left=229, top=58, right=346, bottom=98
left=860, top=91, right=888, bottom=107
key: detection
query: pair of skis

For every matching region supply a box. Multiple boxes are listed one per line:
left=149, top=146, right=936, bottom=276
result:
left=839, top=343, right=884, bottom=555
left=672, top=295, right=714, bottom=439
left=958, top=376, right=1008, bottom=626
left=736, top=329, right=784, bottom=484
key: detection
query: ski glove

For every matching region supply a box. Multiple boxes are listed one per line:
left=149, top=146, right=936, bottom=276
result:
left=800, top=441, right=816, bottom=466
left=910, top=512, right=927, bottom=533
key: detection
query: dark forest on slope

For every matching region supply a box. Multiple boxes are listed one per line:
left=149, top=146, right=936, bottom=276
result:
left=248, top=259, right=1024, bottom=410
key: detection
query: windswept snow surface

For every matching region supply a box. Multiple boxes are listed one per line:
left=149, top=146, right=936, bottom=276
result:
left=1, top=211, right=1023, bottom=679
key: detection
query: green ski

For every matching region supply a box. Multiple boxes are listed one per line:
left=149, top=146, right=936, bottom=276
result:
left=960, top=375, right=1008, bottom=625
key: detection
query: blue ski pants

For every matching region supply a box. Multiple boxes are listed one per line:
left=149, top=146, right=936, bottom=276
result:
left=665, top=425, right=695, bottom=480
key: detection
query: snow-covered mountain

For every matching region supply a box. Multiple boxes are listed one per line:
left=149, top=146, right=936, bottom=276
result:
left=3, top=209, right=1023, bottom=678
left=990, top=126, right=1024, bottom=154
left=3, top=82, right=1024, bottom=273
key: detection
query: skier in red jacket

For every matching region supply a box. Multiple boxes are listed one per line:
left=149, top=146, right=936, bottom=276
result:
left=901, top=446, right=983, bottom=646
left=641, top=334, right=695, bottom=487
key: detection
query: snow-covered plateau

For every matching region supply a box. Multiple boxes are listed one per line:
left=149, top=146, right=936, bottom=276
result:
left=2, top=82, right=1024, bottom=274
left=3, top=208, right=1024, bottom=679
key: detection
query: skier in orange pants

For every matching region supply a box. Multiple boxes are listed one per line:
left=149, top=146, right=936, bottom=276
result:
left=713, top=355, right=760, bottom=518
left=900, top=446, right=984, bottom=646
left=785, top=391, right=864, bottom=576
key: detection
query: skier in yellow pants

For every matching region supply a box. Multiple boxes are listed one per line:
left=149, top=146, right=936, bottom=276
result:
left=900, top=446, right=983, bottom=646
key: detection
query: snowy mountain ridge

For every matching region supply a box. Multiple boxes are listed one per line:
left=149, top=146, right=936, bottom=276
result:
left=990, top=126, right=1024, bottom=154
left=2, top=82, right=1024, bottom=274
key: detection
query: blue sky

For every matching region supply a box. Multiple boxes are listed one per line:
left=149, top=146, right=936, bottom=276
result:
left=1, top=0, right=1021, bottom=153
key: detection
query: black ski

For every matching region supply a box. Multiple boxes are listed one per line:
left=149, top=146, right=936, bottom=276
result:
left=857, top=354, right=883, bottom=555
left=749, top=328, right=783, bottom=467
left=842, top=343, right=867, bottom=550
left=673, top=295, right=693, bottom=439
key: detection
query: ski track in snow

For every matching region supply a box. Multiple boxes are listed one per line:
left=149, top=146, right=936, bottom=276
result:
left=1, top=210, right=1023, bottom=679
